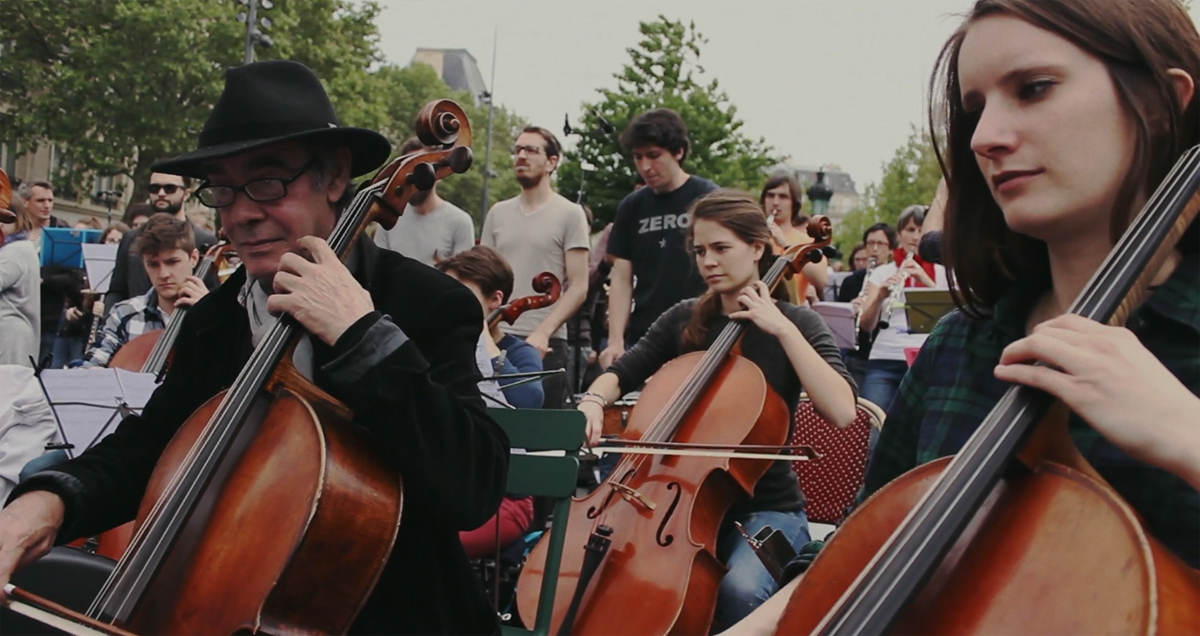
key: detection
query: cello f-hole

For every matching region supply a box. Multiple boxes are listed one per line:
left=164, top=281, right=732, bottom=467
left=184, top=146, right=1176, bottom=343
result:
left=656, top=481, right=682, bottom=547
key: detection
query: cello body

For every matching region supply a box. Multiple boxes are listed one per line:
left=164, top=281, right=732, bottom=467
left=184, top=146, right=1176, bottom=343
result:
left=774, top=419, right=1200, bottom=635
left=517, top=351, right=791, bottom=635
left=118, top=385, right=402, bottom=634
left=106, top=332, right=162, bottom=374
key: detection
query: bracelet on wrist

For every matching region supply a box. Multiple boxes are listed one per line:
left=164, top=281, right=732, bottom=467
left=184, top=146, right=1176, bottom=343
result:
left=579, top=391, right=609, bottom=408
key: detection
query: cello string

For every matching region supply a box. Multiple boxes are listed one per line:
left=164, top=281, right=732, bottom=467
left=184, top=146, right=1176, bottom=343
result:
left=821, top=147, right=1200, bottom=634
left=97, top=182, right=381, bottom=618
left=141, top=251, right=219, bottom=375
left=92, top=181, right=387, bottom=619
left=601, top=253, right=793, bottom=487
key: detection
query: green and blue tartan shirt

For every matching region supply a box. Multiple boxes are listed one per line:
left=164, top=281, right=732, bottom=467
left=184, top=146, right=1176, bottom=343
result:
left=863, top=251, right=1200, bottom=568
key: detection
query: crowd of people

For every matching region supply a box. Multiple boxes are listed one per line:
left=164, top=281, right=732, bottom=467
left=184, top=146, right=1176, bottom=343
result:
left=0, top=0, right=1196, bottom=633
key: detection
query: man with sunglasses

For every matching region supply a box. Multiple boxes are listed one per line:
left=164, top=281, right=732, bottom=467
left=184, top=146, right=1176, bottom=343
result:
left=0, top=60, right=507, bottom=635
left=104, top=172, right=218, bottom=313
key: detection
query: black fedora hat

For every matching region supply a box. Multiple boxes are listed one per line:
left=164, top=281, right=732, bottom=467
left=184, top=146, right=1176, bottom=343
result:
left=153, top=60, right=391, bottom=179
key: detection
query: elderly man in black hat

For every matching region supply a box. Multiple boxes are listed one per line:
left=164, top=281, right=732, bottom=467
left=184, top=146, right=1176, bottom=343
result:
left=0, top=61, right=508, bottom=635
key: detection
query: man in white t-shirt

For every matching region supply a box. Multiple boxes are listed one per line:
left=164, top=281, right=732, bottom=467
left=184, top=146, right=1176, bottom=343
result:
left=481, top=126, right=590, bottom=409
left=374, top=137, right=475, bottom=266
left=858, top=204, right=947, bottom=450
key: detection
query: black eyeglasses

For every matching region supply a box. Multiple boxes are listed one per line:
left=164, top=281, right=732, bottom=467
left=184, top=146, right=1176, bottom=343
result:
left=195, top=160, right=315, bottom=208
left=511, top=144, right=545, bottom=157
left=148, top=184, right=183, bottom=195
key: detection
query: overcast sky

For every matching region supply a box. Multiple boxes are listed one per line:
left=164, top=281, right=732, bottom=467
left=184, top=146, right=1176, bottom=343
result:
left=370, top=0, right=1197, bottom=193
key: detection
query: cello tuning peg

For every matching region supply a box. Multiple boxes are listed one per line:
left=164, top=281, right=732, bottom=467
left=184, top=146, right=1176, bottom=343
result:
left=405, top=162, right=437, bottom=191
left=434, top=146, right=473, bottom=175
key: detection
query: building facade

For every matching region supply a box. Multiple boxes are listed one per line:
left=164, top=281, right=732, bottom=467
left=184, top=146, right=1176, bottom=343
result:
left=409, top=48, right=487, bottom=103
left=780, top=164, right=861, bottom=224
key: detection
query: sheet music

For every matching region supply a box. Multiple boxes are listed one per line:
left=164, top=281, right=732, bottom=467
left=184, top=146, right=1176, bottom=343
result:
left=811, top=301, right=858, bottom=350
left=39, top=368, right=160, bottom=453
left=82, top=243, right=119, bottom=294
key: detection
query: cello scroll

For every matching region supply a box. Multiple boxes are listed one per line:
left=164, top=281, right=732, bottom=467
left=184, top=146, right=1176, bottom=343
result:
left=487, top=272, right=562, bottom=328
left=778, top=215, right=832, bottom=281
left=367, top=100, right=474, bottom=228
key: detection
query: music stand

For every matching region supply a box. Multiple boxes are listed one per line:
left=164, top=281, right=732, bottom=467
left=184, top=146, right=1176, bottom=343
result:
left=903, top=289, right=956, bottom=334
left=811, top=302, right=857, bottom=349
left=35, top=368, right=159, bottom=456
left=40, top=228, right=101, bottom=268
left=82, top=243, right=119, bottom=294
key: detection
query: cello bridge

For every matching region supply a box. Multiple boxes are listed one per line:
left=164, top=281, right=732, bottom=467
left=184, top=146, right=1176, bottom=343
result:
left=609, top=482, right=656, bottom=511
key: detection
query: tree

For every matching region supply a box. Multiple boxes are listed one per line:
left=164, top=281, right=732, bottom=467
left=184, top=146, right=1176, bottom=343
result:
left=0, top=0, right=522, bottom=221
left=835, top=125, right=942, bottom=253
left=1, top=0, right=243, bottom=202
left=347, top=63, right=527, bottom=225
left=556, top=16, right=780, bottom=229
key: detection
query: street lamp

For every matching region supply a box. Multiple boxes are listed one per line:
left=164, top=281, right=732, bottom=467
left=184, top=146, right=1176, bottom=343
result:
left=806, top=167, right=834, bottom=217
left=238, top=0, right=274, bottom=65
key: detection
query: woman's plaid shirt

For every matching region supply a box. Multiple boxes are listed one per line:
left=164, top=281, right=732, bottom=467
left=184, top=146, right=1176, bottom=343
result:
left=863, top=252, right=1200, bottom=568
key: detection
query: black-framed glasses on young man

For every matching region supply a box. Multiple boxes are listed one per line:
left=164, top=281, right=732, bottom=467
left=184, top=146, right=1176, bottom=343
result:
left=195, top=159, right=316, bottom=208
left=148, top=184, right=183, bottom=195
left=511, top=144, right=545, bottom=157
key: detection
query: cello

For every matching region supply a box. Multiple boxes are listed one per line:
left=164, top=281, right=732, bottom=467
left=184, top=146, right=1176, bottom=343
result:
left=0, top=168, right=13, bottom=227
left=75, top=241, right=234, bottom=562
left=771, top=147, right=1200, bottom=634
left=488, top=271, right=561, bottom=330
left=516, top=218, right=832, bottom=635
left=4, top=99, right=475, bottom=635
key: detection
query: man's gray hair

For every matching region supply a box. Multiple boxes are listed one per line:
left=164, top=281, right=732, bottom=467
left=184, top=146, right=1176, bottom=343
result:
left=303, top=142, right=357, bottom=212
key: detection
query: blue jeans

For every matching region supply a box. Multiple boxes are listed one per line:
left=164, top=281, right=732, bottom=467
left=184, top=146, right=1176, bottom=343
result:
left=861, top=359, right=910, bottom=453
left=52, top=334, right=85, bottom=369
left=38, top=330, right=57, bottom=368
left=713, top=509, right=811, bottom=630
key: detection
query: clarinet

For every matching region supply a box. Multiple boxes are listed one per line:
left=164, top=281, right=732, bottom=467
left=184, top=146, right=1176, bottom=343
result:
left=852, top=257, right=877, bottom=350
left=82, top=289, right=103, bottom=350
left=878, top=250, right=915, bottom=331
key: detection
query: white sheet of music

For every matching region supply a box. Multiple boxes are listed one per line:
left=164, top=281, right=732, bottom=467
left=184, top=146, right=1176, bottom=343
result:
left=811, top=301, right=858, bottom=350
left=38, top=368, right=159, bottom=454
left=81, top=243, right=119, bottom=294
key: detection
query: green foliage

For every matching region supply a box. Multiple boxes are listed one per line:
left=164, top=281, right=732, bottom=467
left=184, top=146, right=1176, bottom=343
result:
left=557, top=16, right=780, bottom=229
left=335, top=63, right=527, bottom=225
left=1, top=0, right=242, bottom=202
left=835, top=125, right=942, bottom=253
left=0, top=0, right=525, bottom=222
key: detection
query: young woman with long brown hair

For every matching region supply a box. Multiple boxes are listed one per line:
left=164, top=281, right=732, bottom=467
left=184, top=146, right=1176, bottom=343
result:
left=576, top=189, right=857, bottom=628
left=722, top=0, right=1199, bottom=632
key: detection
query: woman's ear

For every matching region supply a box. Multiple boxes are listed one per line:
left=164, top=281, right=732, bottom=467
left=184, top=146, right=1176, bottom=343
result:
left=1167, top=68, right=1195, bottom=112
left=753, top=240, right=766, bottom=263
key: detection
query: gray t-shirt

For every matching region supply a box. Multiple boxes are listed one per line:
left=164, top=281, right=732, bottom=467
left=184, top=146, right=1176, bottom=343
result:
left=374, top=199, right=476, bottom=267
left=481, top=193, right=590, bottom=339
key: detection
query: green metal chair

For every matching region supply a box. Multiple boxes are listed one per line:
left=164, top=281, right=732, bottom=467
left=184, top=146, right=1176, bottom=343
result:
left=488, top=408, right=585, bottom=636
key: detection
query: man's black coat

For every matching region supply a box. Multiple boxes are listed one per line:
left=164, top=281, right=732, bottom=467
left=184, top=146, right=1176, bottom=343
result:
left=11, top=237, right=510, bottom=635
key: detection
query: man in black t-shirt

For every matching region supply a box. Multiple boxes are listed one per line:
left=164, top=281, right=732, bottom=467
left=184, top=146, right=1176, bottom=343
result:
left=599, top=108, right=718, bottom=368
